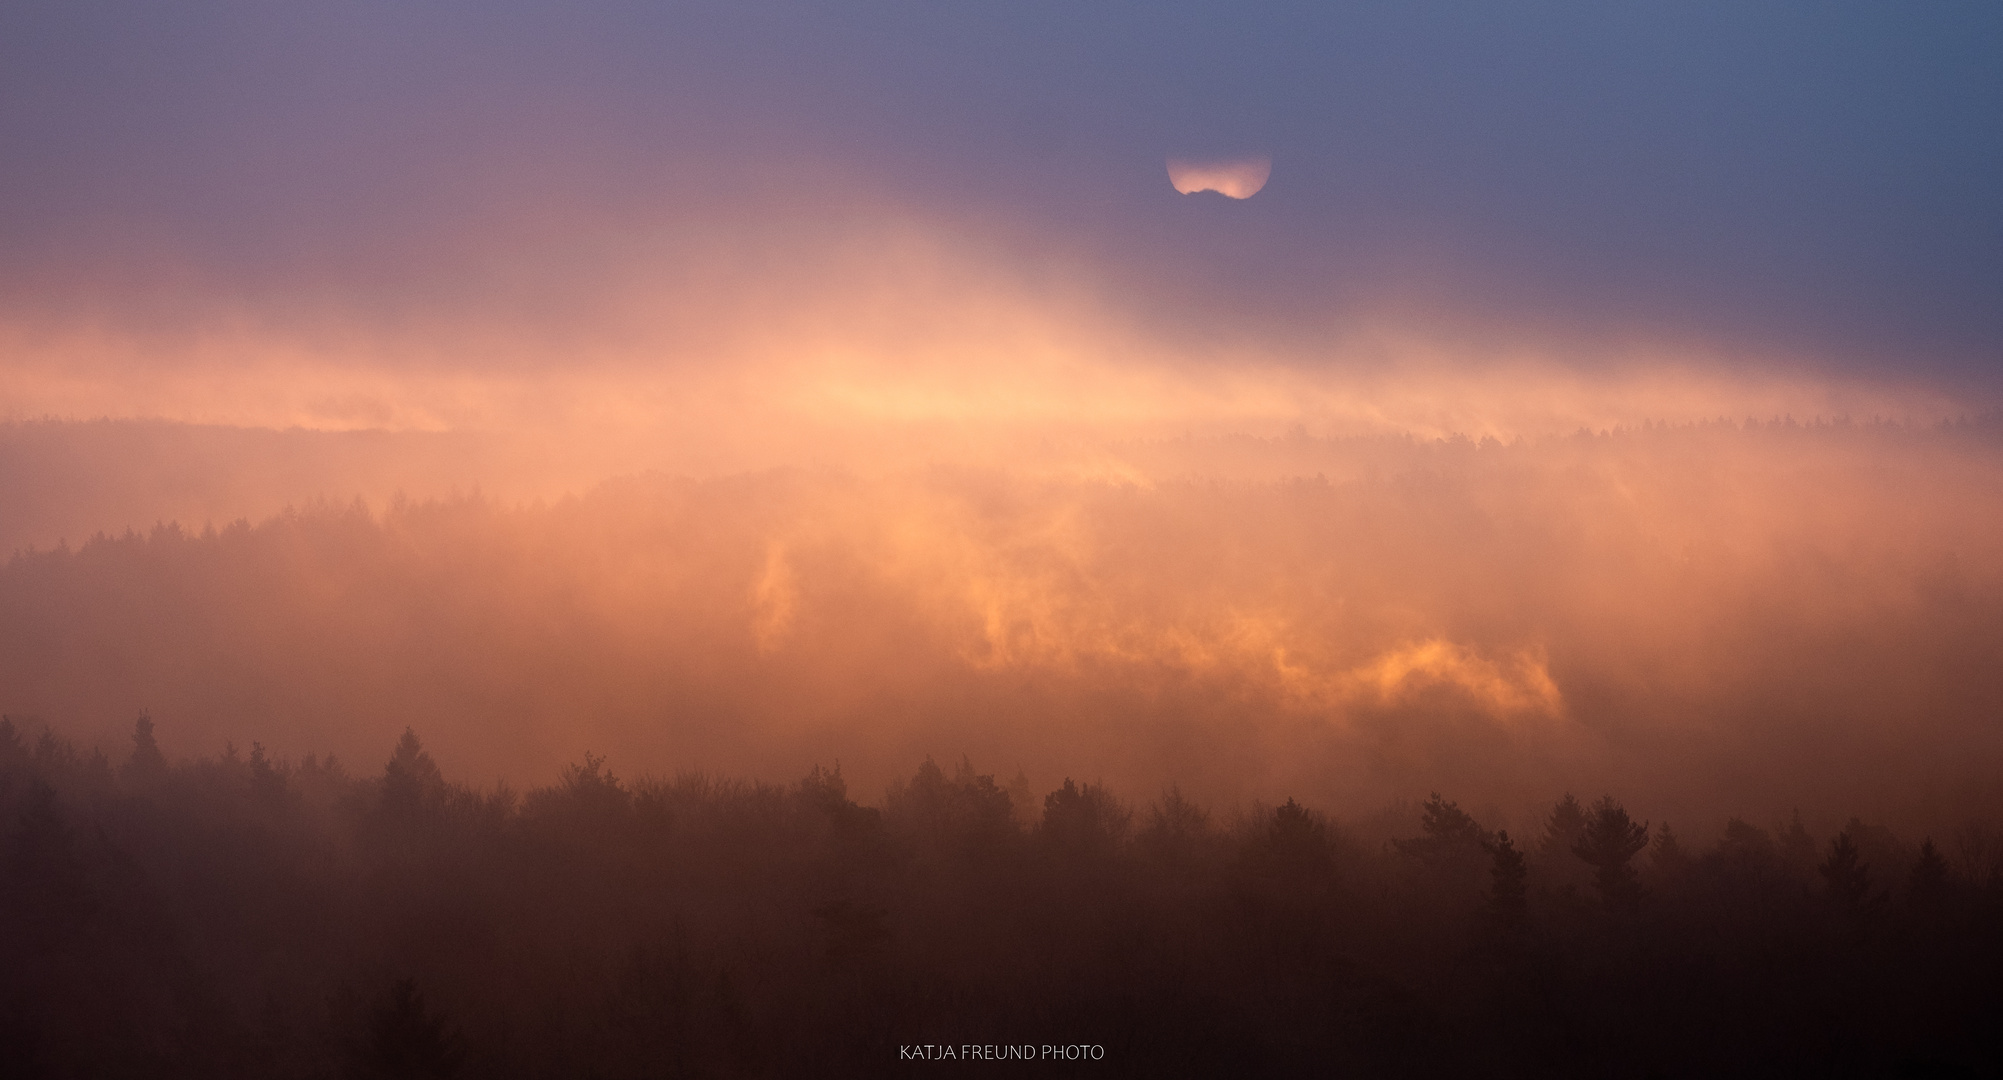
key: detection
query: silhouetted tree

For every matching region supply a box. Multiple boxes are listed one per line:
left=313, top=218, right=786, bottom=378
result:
left=1006, top=768, right=1035, bottom=828
left=380, top=728, right=447, bottom=818
left=1239, top=797, right=1339, bottom=951
left=1721, top=818, right=1767, bottom=852
left=1778, top=810, right=1817, bottom=879
left=1715, top=818, right=1779, bottom=864
left=248, top=741, right=288, bottom=806
left=1702, top=817, right=1793, bottom=900
left=9, top=699, right=2003, bottom=1076
left=1394, top=793, right=1494, bottom=864
left=1819, top=830, right=1871, bottom=905
left=1909, top=838, right=1949, bottom=906
left=1649, top=821, right=1690, bottom=880
left=122, top=711, right=167, bottom=785
left=32, top=728, right=77, bottom=773
left=1537, top=794, right=1589, bottom=885
left=552, top=751, right=629, bottom=815
left=0, top=716, right=26, bottom=776
left=1259, top=797, right=1334, bottom=884
left=1140, top=785, right=1210, bottom=864
left=798, top=763, right=880, bottom=840
left=1950, top=821, right=2001, bottom=887
left=1039, top=778, right=1130, bottom=858
left=799, top=763, right=848, bottom=813
left=884, top=757, right=1016, bottom=860
left=3, top=782, right=93, bottom=925
left=1485, top=830, right=1528, bottom=923
left=1572, top=796, right=1649, bottom=910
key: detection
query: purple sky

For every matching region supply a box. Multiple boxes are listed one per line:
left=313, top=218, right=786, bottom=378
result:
left=3, top=1, right=1999, bottom=389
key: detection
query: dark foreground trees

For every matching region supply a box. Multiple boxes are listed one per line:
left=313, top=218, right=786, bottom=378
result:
left=2, top=715, right=2001, bottom=1078
left=1572, top=796, right=1650, bottom=910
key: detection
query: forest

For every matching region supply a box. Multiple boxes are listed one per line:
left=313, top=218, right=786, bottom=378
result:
left=7, top=418, right=2003, bottom=829
left=11, top=2, right=2003, bottom=1073
left=3, top=714, right=1998, bottom=1078
left=5, top=418, right=2003, bottom=1075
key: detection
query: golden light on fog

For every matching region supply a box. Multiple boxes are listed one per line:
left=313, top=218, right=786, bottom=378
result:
left=6, top=199, right=2002, bottom=820
left=1339, top=640, right=1563, bottom=717
left=3, top=208, right=1977, bottom=460
left=1167, top=155, right=1273, bottom=198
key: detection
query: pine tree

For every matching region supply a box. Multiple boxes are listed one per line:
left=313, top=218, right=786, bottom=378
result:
left=381, top=729, right=446, bottom=818
left=1572, top=796, right=1649, bottom=910
left=1263, top=797, right=1333, bottom=880
left=1778, top=809, right=1817, bottom=877
left=884, top=756, right=1017, bottom=860
left=123, top=711, right=168, bottom=785
left=0, top=716, right=24, bottom=775
left=1649, top=821, right=1690, bottom=879
left=1140, top=785, right=1210, bottom=863
left=1040, top=778, right=1130, bottom=857
left=1539, top=794, right=1588, bottom=863
left=248, top=741, right=288, bottom=805
left=1909, top=838, right=1949, bottom=905
left=5, top=782, right=93, bottom=923
left=1819, top=830, right=1871, bottom=905
left=1007, top=768, right=1035, bottom=828
left=1486, top=830, right=1528, bottom=923
left=1394, top=792, right=1495, bottom=864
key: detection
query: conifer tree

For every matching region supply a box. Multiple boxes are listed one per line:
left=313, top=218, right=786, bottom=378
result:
left=1572, top=796, right=1649, bottom=910
left=1141, top=785, right=1210, bottom=864
left=1649, top=821, right=1690, bottom=879
left=381, top=728, right=446, bottom=818
left=5, top=783, right=92, bottom=922
left=1486, top=830, right=1528, bottom=923
left=248, top=741, right=288, bottom=804
left=0, top=715, right=24, bottom=774
left=123, top=711, right=167, bottom=785
left=1819, top=830, right=1872, bottom=905
left=1040, top=778, right=1130, bottom=857
left=1539, top=794, right=1588, bottom=863
left=1909, top=838, right=1949, bottom=905
left=1778, top=810, right=1817, bottom=877
left=1394, top=793, right=1495, bottom=864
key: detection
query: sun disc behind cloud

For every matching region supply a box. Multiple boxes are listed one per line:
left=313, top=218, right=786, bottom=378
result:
left=1167, top=156, right=1272, bottom=199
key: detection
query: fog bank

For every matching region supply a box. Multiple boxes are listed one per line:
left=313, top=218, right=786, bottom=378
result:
left=6, top=417, right=2000, bottom=837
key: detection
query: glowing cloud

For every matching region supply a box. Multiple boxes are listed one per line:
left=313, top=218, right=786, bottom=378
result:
left=1337, top=640, right=1563, bottom=717
left=1167, top=156, right=1272, bottom=198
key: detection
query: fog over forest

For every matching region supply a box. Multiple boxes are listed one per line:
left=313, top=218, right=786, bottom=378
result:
left=6, top=414, right=2001, bottom=840
left=9, top=1, right=2003, bottom=1072
left=6, top=696, right=2001, bottom=1076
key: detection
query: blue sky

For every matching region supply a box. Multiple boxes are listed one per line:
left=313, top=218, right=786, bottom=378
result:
left=3, top=1, right=2000, bottom=382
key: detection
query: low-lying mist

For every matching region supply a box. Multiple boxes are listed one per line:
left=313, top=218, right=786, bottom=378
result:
left=6, top=415, right=2000, bottom=839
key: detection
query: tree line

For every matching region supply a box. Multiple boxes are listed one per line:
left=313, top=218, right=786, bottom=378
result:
left=2, top=714, right=1999, bottom=1078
